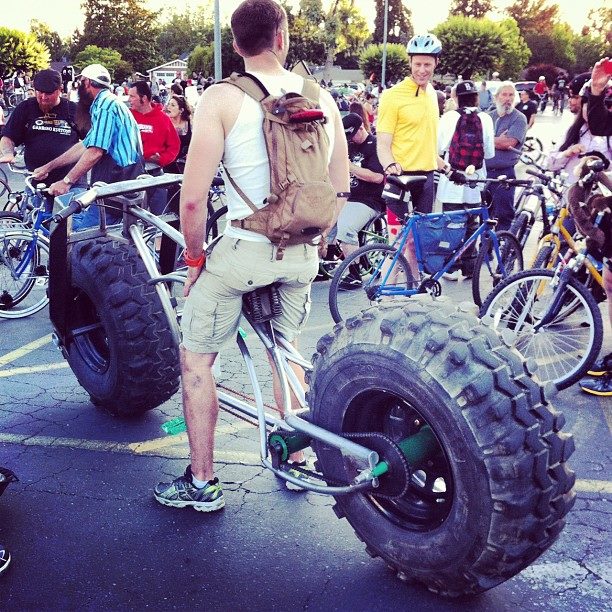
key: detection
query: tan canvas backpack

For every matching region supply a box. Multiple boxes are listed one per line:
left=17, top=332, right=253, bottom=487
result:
left=223, top=72, right=336, bottom=259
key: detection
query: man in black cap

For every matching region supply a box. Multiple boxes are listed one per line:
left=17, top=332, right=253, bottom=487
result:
left=0, top=68, right=82, bottom=202
left=326, top=113, right=385, bottom=286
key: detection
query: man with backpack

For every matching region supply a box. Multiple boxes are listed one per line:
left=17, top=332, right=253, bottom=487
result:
left=437, top=80, right=495, bottom=280
left=154, top=0, right=348, bottom=511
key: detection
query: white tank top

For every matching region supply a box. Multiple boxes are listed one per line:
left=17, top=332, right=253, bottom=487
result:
left=222, top=70, right=337, bottom=242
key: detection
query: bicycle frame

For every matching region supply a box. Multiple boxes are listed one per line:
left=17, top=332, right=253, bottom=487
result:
left=48, top=174, right=396, bottom=496
left=363, top=205, right=503, bottom=297
left=538, top=204, right=604, bottom=288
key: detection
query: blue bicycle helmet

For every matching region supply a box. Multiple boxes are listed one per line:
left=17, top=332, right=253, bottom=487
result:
left=407, top=33, right=442, bottom=57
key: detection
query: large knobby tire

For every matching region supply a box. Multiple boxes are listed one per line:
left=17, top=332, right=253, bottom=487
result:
left=308, top=299, right=575, bottom=597
left=67, top=237, right=180, bottom=416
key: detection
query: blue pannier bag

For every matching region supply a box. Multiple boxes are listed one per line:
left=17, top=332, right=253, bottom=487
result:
left=416, top=213, right=467, bottom=275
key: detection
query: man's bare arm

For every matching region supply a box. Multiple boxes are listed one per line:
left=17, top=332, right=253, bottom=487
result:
left=376, top=132, right=397, bottom=172
left=180, top=85, right=229, bottom=294
left=0, top=136, right=16, bottom=163
left=349, top=163, right=383, bottom=184
left=326, top=107, right=350, bottom=225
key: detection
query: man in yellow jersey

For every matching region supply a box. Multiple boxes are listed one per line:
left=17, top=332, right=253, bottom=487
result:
left=376, top=33, right=444, bottom=219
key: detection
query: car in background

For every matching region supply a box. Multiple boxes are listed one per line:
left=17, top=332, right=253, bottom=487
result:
left=514, top=81, right=537, bottom=104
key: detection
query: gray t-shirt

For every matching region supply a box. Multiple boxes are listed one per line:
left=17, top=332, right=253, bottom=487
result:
left=486, top=108, right=527, bottom=169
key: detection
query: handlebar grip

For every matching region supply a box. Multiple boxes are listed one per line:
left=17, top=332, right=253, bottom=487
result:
left=525, top=168, right=550, bottom=182
left=52, top=200, right=82, bottom=222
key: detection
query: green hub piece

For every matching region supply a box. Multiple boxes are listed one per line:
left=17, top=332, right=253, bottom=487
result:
left=372, top=426, right=438, bottom=478
left=268, top=431, right=312, bottom=462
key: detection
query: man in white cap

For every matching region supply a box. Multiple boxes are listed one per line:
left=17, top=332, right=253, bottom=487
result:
left=33, top=63, right=144, bottom=229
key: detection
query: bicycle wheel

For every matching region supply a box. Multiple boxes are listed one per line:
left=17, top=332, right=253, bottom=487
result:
left=472, top=230, right=523, bottom=307
left=329, top=243, right=413, bottom=324
left=205, top=205, right=227, bottom=243
left=523, top=137, right=544, bottom=164
left=0, top=211, right=24, bottom=229
left=0, top=168, right=8, bottom=197
left=319, top=214, right=389, bottom=282
left=0, top=229, right=49, bottom=318
left=480, top=269, right=603, bottom=390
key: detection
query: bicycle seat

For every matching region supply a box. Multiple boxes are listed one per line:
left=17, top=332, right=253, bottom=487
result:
left=385, top=175, right=428, bottom=190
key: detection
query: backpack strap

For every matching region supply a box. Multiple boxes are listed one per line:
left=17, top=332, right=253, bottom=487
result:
left=220, top=72, right=272, bottom=213
left=223, top=72, right=271, bottom=102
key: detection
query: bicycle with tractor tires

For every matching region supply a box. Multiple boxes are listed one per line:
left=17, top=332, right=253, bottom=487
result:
left=45, top=174, right=575, bottom=597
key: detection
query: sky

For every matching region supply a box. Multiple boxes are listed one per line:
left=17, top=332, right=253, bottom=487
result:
left=3, top=0, right=606, bottom=39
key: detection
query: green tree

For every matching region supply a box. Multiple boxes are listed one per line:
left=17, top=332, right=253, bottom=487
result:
left=73, top=44, right=126, bottom=78
left=156, top=6, right=214, bottom=62
left=75, top=0, right=161, bottom=72
left=524, top=22, right=575, bottom=70
left=359, top=43, right=409, bottom=85
left=0, top=27, right=50, bottom=75
left=187, top=44, right=214, bottom=76
left=572, top=34, right=607, bottom=74
left=284, top=3, right=327, bottom=68
left=433, top=17, right=503, bottom=79
left=318, top=0, right=371, bottom=77
left=449, top=0, right=493, bottom=20
left=373, top=0, right=413, bottom=45
left=496, top=18, right=531, bottom=79
left=585, top=6, right=612, bottom=45
left=506, top=0, right=559, bottom=35
left=30, top=20, right=66, bottom=61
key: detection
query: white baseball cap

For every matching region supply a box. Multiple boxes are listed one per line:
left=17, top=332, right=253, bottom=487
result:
left=79, top=64, right=111, bottom=88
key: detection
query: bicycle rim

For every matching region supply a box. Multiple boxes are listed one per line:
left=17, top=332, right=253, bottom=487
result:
left=0, top=231, right=49, bottom=318
left=480, top=269, right=603, bottom=389
left=329, top=244, right=413, bottom=324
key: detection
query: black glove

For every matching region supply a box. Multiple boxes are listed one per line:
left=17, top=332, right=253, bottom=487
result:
left=447, top=170, right=467, bottom=184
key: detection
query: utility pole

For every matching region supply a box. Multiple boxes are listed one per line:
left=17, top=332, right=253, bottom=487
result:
left=214, top=0, right=222, bottom=80
left=381, top=0, right=389, bottom=89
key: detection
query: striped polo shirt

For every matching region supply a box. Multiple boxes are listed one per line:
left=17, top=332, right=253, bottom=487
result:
left=83, top=89, right=143, bottom=167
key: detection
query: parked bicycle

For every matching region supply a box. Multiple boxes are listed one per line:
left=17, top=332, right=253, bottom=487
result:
left=328, top=173, right=525, bottom=323
left=507, top=148, right=567, bottom=257
left=43, top=173, right=574, bottom=596
left=480, top=156, right=610, bottom=389
left=0, top=167, right=54, bottom=318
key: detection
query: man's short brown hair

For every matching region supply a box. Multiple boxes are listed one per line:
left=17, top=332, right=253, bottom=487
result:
left=231, top=0, right=286, bottom=57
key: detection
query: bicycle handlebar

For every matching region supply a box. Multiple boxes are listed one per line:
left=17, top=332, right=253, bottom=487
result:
left=52, top=199, right=82, bottom=222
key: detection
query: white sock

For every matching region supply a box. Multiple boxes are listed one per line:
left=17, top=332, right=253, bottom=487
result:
left=191, top=474, right=209, bottom=489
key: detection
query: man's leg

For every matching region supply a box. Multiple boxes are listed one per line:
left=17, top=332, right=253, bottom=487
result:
left=180, top=348, right=219, bottom=482
left=488, top=167, right=516, bottom=231
left=579, top=263, right=612, bottom=396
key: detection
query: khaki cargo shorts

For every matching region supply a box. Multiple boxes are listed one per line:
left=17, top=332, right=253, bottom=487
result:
left=181, top=236, right=319, bottom=354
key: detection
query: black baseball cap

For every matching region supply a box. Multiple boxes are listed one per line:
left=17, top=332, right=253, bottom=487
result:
left=33, top=69, right=62, bottom=93
left=342, top=113, right=363, bottom=138
left=568, top=73, right=591, bottom=97
left=455, top=80, right=477, bottom=96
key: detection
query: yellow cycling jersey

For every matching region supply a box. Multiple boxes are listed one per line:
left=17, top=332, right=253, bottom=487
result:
left=377, top=78, right=439, bottom=172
